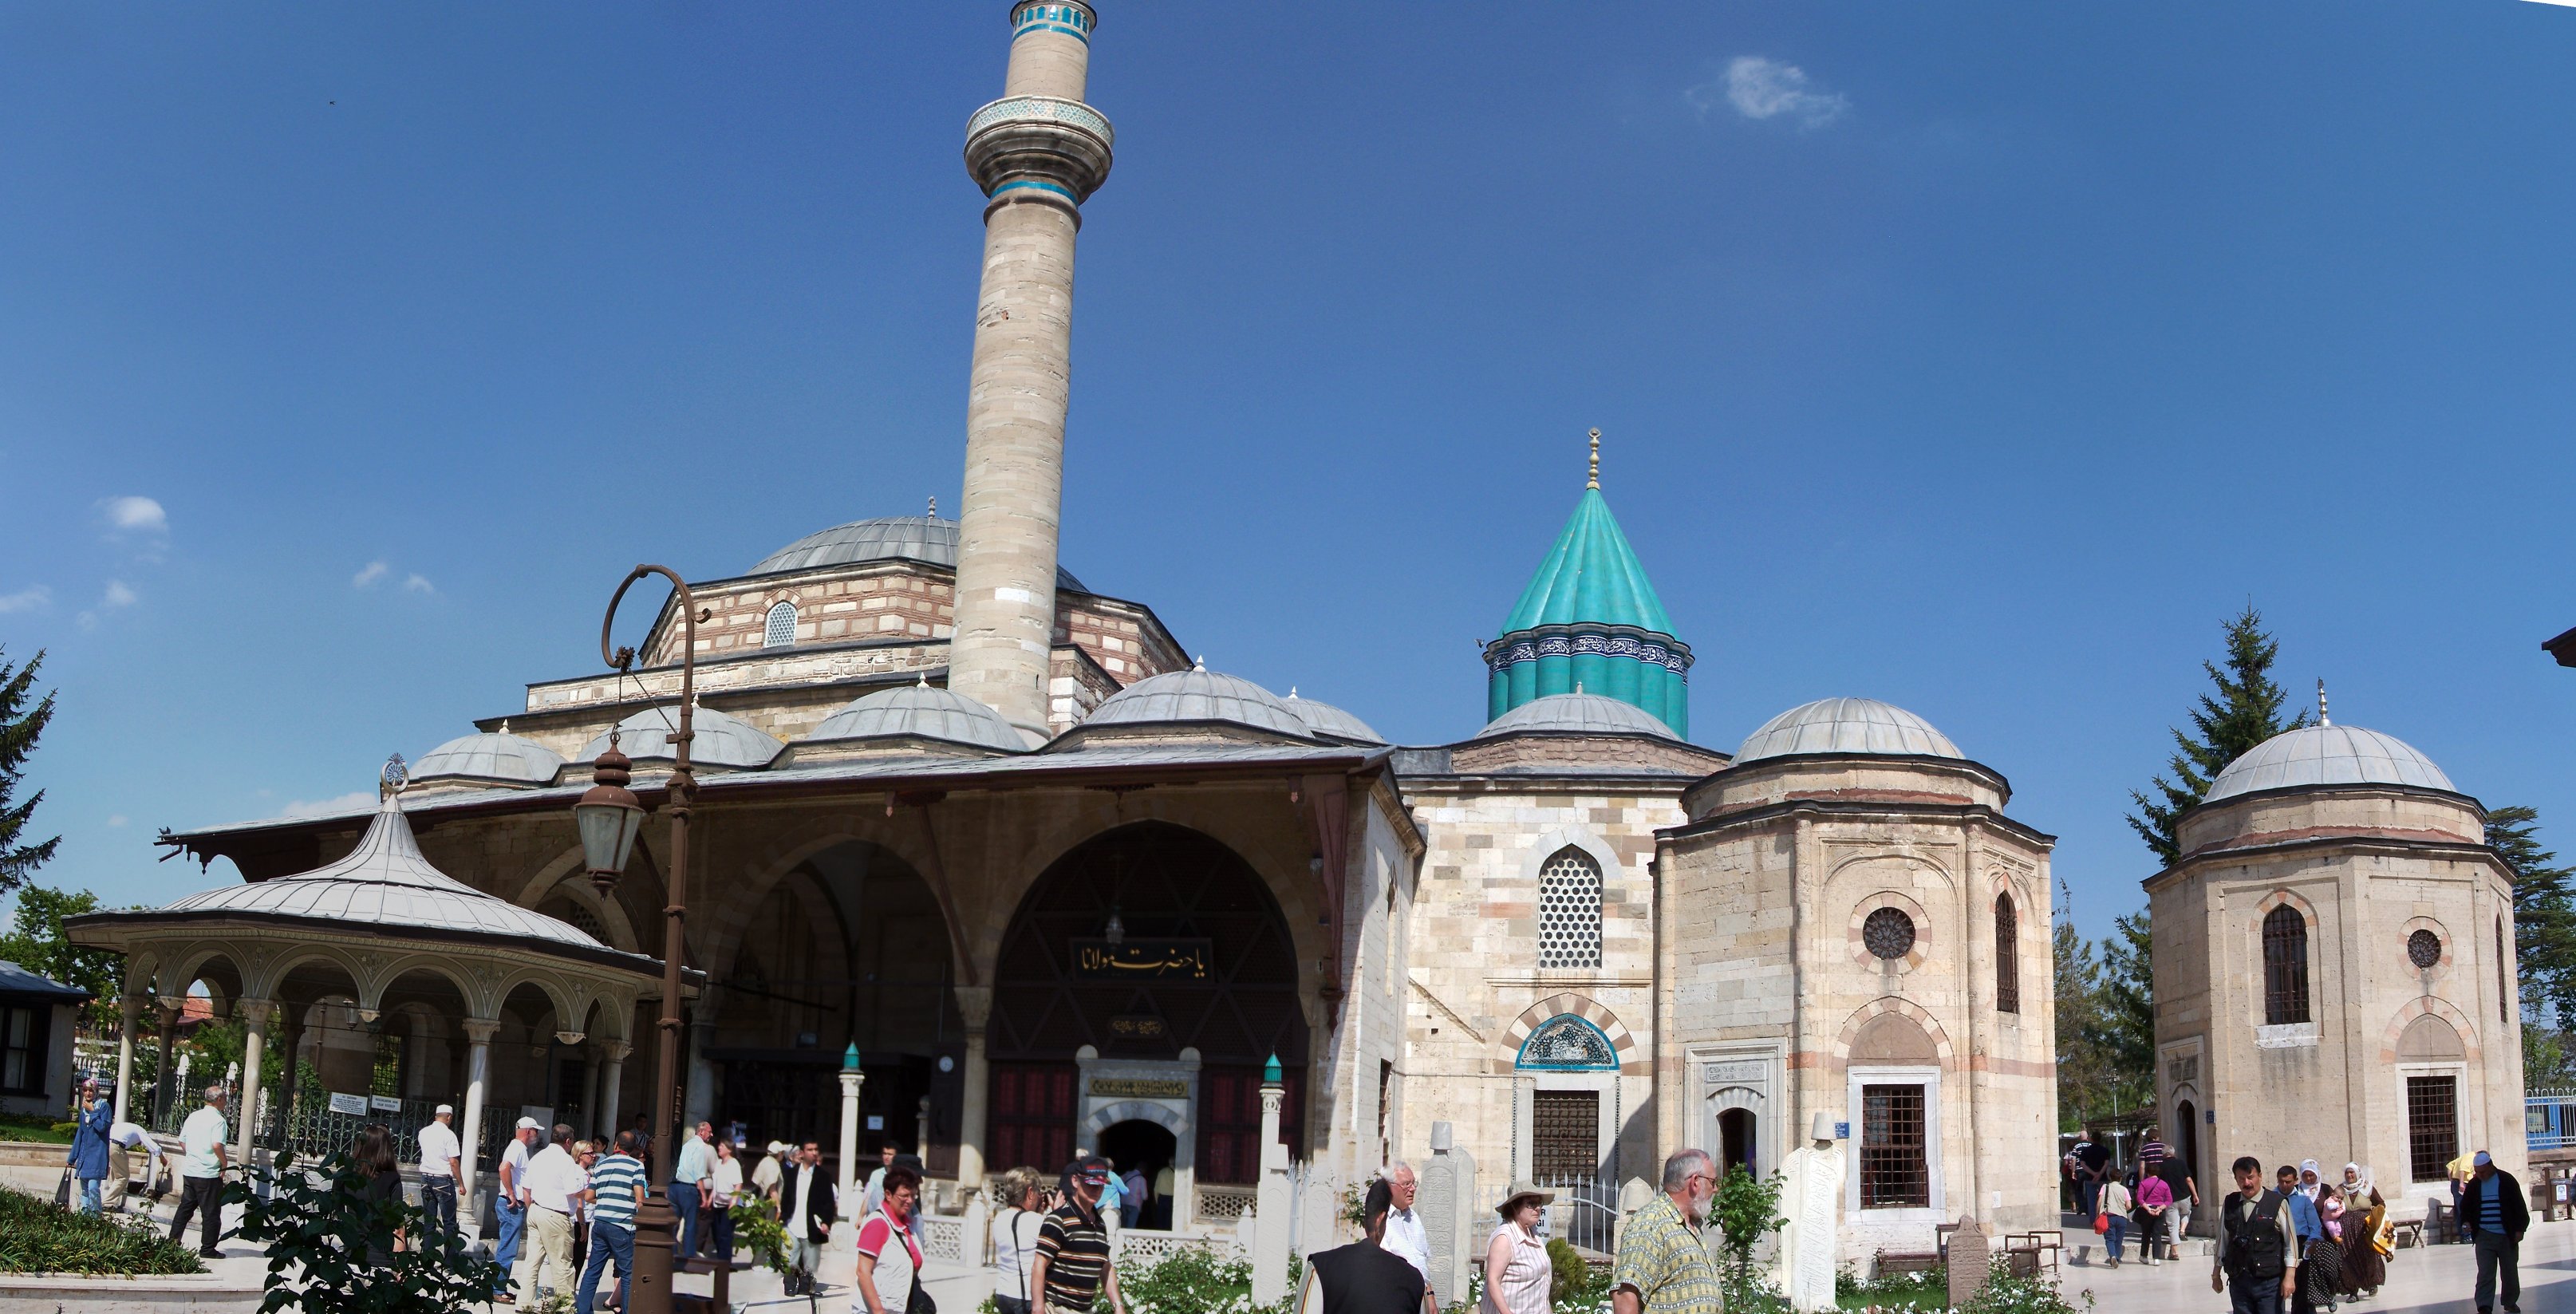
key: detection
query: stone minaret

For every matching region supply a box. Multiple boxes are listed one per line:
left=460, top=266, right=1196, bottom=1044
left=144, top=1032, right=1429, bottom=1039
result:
left=949, top=2, right=1114, bottom=736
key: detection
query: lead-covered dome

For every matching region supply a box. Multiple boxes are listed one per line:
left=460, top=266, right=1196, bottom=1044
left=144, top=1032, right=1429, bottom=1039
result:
left=1081, top=665, right=1316, bottom=739
left=1735, top=698, right=1961, bottom=763
left=1284, top=692, right=1387, bottom=744
left=749, top=515, right=1085, bottom=591
left=2203, top=724, right=2456, bottom=803
left=1477, top=692, right=1679, bottom=741
left=579, top=703, right=785, bottom=771
left=807, top=681, right=1025, bottom=752
left=411, top=730, right=565, bottom=787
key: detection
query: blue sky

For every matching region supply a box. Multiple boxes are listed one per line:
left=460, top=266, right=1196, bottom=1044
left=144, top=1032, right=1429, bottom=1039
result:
left=5, top=2, right=2574, bottom=939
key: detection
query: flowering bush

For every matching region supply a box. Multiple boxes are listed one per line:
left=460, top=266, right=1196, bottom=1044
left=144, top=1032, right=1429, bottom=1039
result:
left=1835, top=1262, right=1947, bottom=1310
left=1115, top=1245, right=1302, bottom=1314
left=1955, top=1273, right=2096, bottom=1314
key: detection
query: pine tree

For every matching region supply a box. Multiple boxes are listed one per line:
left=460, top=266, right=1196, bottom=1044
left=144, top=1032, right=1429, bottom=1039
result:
left=0, top=648, right=59, bottom=894
left=2053, top=917, right=2110, bottom=1126
left=2126, top=605, right=2310, bottom=867
left=2488, top=806, right=2576, bottom=1026
left=2096, top=911, right=2157, bottom=1085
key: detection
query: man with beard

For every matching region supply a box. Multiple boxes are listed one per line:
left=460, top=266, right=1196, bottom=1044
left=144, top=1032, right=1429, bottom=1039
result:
left=1611, top=1150, right=1722, bottom=1314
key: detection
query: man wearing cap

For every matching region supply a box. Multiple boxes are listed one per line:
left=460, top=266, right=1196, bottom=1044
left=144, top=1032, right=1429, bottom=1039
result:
left=492, top=1117, right=541, bottom=1304
left=416, top=1103, right=462, bottom=1237
left=751, top=1139, right=787, bottom=1203
left=1300, top=1178, right=1427, bottom=1314
left=1612, top=1150, right=1722, bottom=1314
left=2460, top=1150, right=2528, bottom=1314
left=1032, top=1157, right=1125, bottom=1314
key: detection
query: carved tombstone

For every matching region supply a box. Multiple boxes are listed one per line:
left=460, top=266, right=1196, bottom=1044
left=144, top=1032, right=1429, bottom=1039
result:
left=1947, top=1217, right=1993, bottom=1308
left=1421, top=1121, right=1479, bottom=1304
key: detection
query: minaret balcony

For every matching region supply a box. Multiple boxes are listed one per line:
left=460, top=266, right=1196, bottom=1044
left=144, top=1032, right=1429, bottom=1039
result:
left=965, top=95, right=1115, bottom=208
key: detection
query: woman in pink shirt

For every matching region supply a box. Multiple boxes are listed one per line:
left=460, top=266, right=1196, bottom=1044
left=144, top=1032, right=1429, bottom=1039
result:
left=2134, top=1172, right=2175, bottom=1265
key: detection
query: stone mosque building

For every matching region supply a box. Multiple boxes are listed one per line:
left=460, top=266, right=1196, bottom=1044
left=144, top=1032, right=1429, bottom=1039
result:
left=75, top=0, right=2524, bottom=1267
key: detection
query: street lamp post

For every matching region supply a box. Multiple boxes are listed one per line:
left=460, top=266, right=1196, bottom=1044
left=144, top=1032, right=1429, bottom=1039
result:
left=574, top=564, right=702, bottom=1314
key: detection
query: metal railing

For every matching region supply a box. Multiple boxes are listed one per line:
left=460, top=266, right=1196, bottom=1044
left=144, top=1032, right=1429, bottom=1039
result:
left=1536, top=1174, right=1621, bottom=1257
left=2528, top=1091, right=2576, bottom=1152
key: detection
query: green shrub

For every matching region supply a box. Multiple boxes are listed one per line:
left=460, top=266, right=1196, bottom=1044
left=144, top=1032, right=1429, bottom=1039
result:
left=228, top=1150, right=502, bottom=1312
left=1955, top=1272, right=2096, bottom=1314
left=0, top=1183, right=203, bottom=1274
left=1544, top=1237, right=1590, bottom=1305
left=1117, top=1244, right=1300, bottom=1314
left=1834, top=1262, right=1947, bottom=1311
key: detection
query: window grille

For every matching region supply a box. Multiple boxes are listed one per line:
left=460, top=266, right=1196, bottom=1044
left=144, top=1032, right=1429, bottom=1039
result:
left=2407, top=1075, right=2457, bottom=1182
left=2262, top=905, right=2310, bottom=1025
left=1537, top=847, right=1603, bottom=969
left=1994, top=894, right=2020, bottom=1013
left=763, top=600, right=798, bottom=649
left=2407, top=929, right=2441, bottom=969
left=1530, top=1089, right=1600, bottom=1180
left=2499, top=917, right=2511, bottom=1024
left=1863, top=907, right=1915, bottom=961
left=1860, top=1083, right=1929, bottom=1208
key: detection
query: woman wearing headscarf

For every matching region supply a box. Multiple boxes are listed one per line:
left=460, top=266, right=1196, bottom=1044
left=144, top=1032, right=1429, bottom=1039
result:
left=2339, top=1163, right=2389, bottom=1297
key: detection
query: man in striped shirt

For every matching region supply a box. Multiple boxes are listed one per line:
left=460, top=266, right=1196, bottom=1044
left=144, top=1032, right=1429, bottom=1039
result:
left=1033, top=1156, right=1125, bottom=1314
left=577, top=1131, right=649, bottom=1314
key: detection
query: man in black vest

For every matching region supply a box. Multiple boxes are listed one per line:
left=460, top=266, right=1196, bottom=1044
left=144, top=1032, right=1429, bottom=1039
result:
left=1301, top=1179, right=1426, bottom=1314
left=2212, top=1154, right=2298, bottom=1314
left=2458, top=1150, right=2530, bottom=1313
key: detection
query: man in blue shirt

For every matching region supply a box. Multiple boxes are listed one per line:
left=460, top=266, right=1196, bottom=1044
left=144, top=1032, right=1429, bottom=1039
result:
left=2457, top=1150, right=2529, bottom=1314
left=578, top=1131, right=649, bottom=1314
left=2274, top=1166, right=2323, bottom=1314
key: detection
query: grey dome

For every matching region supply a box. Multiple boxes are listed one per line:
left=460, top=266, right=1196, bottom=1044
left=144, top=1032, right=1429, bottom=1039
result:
left=163, top=794, right=608, bottom=950
left=1083, top=665, right=1316, bottom=739
left=412, top=730, right=564, bottom=787
left=1283, top=692, right=1387, bottom=744
left=1477, top=693, right=1679, bottom=742
left=579, top=703, right=784, bottom=771
left=808, top=681, right=1025, bottom=752
left=751, top=515, right=1085, bottom=591
left=1735, top=697, right=1960, bottom=762
left=2203, top=724, right=2456, bottom=803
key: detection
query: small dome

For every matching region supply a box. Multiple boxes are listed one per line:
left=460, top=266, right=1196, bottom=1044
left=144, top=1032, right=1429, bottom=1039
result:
left=808, top=681, right=1025, bottom=752
left=1477, top=693, right=1679, bottom=741
left=750, top=515, right=1085, bottom=591
left=578, top=703, right=785, bottom=771
left=1735, top=698, right=1960, bottom=763
left=1082, top=665, right=1315, bottom=739
left=2203, top=724, right=2456, bottom=803
left=1283, top=692, right=1387, bottom=744
left=411, top=730, right=565, bottom=787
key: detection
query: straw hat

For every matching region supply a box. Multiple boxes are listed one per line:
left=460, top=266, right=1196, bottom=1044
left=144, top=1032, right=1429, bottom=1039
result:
left=1496, top=1181, right=1555, bottom=1219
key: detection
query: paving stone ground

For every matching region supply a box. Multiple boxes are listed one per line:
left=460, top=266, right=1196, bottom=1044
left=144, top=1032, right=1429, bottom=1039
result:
left=2060, top=1218, right=2576, bottom=1314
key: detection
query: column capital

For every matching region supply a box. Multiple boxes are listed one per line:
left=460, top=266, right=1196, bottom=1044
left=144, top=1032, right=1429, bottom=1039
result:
left=461, top=1018, right=503, bottom=1044
left=156, top=996, right=187, bottom=1017
left=954, top=985, right=995, bottom=1031
left=235, top=998, right=277, bottom=1028
left=594, top=1040, right=633, bottom=1064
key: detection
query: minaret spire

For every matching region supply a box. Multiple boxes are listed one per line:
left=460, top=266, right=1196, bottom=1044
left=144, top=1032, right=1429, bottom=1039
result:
left=2318, top=677, right=2329, bottom=727
left=1587, top=428, right=1601, bottom=490
left=949, top=2, right=1114, bottom=738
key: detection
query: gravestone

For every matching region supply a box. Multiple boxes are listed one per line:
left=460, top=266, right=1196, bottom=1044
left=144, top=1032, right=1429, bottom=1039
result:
left=1947, top=1217, right=1992, bottom=1308
left=1421, top=1121, right=1479, bottom=1304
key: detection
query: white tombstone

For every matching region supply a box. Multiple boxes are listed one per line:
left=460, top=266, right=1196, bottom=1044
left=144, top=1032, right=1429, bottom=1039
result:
left=1769, top=1112, right=1844, bottom=1313
left=1419, top=1122, right=1478, bottom=1302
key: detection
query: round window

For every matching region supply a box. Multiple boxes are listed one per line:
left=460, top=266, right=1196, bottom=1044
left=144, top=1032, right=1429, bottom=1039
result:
left=2407, top=929, right=2442, bottom=969
left=1863, top=907, right=1917, bottom=961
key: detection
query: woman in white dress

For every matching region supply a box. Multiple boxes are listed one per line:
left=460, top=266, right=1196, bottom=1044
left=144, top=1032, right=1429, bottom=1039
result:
left=1483, top=1182, right=1555, bottom=1314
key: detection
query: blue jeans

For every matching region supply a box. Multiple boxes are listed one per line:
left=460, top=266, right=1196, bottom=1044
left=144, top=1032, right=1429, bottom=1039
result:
left=2078, top=1176, right=2101, bottom=1219
left=418, top=1177, right=457, bottom=1235
left=708, top=1205, right=734, bottom=1265
left=578, top=1221, right=634, bottom=1314
left=492, top=1201, right=526, bottom=1294
left=669, top=1183, right=699, bottom=1261
left=77, top=1176, right=101, bottom=1215
left=2104, top=1214, right=2128, bottom=1259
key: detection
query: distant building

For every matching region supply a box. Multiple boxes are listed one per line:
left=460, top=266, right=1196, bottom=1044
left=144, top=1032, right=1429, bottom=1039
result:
left=0, top=961, right=90, bottom=1118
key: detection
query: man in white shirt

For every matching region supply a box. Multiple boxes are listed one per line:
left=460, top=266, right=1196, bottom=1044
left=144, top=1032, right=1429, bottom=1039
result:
left=493, top=1118, right=540, bottom=1304
left=167, top=1086, right=229, bottom=1258
left=863, top=1141, right=897, bottom=1217
left=671, top=1121, right=715, bottom=1262
left=416, top=1103, right=462, bottom=1237
left=516, top=1123, right=586, bottom=1306
left=1379, top=1163, right=1439, bottom=1314
left=104, top=1118, right=164, bottom=1213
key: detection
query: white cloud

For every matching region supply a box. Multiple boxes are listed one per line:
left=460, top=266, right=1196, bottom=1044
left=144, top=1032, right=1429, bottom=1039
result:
left=0, top=586, right=49, bottom=614
left=101, top=580, right=136, bottom=608
left=97, top=496, right=168, bottom=534
left=402, top=573, right=435, bottom=594
left=107, top=815, right=127, bottom=828
left=278, top=791, right=376, bottom=819
left=1693, top=56, right=1849, bottom=128
left=353, top=561, right=389, bottom=588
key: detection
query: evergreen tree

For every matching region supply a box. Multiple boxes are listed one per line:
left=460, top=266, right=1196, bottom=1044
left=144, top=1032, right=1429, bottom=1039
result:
left=0, top=648, right=59, bottom=894
left=2488, top=806, right=2576, bottom=1027
left=2053, top=917, right=2111, bottom=1127
left=2096, top=911, right=2156, bottom=1085
left=2126, top=606, right=2310, bottom=867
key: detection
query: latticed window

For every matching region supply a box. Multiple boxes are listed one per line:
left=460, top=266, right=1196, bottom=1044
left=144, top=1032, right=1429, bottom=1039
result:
left=763, top=600, right=797, bottom=648
left=1860, top=1083, right=1929, bottom=1208
left=1530, top=1088, right=1600, bottom=1180
left=2407, top=1075, right=2457, bottom=1182
left=1537, top=847, right=1603, bottom=969
left=1994, top=894, right=2020, bottom=1014
left=2262, top=905, right=2310, bottom=1025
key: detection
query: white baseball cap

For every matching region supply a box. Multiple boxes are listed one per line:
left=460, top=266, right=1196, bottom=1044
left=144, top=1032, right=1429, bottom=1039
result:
left=516, top=1116, right=542, bottom=1131
left=435, top=1103, right=454, bottom=1116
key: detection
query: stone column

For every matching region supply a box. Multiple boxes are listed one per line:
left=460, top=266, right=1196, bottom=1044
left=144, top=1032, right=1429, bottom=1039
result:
left=949, top=0, right=1114, bottom=736
left=916, top=1095, right=933, bottom=1162
left=1252, top=1068, right=1292, bottom=1304
left=233, top=1000, right=274, bottom=1170
left=837, top=1053, right=866, bottom=1209
left=460, top=1019, right=500, bottom=1205
left=597, top=1042, right=630, bottom=1146
left=957, top=986, right=992, bottom=1190
left=153, top=998, right=181, bottom=1127
left=112, top=992, right=140, bottom=1125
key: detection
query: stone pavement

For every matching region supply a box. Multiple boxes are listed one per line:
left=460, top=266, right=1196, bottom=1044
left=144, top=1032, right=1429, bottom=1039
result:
left=2059, top=1218, right=2576, bottom=1314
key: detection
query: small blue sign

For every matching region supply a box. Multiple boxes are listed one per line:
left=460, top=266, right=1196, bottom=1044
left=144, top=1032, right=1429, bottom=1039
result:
left=1834, top=1122, right=1850, bottom=1140
left=2205, top=1108, right=2216, bottom=1125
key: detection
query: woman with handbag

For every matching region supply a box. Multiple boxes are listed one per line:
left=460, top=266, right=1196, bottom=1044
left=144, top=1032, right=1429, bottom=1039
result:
left=991, top=1168, right=1047, bottom=1314
left=2096, top=1174, right=2133, bottom=1267
left=855, top=1166, right=933, bottom=1314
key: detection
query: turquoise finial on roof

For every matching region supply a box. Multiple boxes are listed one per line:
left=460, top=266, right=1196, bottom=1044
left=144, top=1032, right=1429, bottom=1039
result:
left=1481, top=429, right=1694, bottom=736
left=844, top=1043, right=862, bottom=1071
left=1263, top=1052, right=1282, bottom=1083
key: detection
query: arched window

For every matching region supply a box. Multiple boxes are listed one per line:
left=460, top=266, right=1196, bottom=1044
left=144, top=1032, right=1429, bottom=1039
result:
left=2262, top=905, right=2310, bottom=1025
left=1994, top=894, right=2020, bottom=1014
left=2499, top=917, right=2511, bottom=1024
left=1537, top=847, right=1603, bottom=969
left=763, top=600, right=797, bottom=649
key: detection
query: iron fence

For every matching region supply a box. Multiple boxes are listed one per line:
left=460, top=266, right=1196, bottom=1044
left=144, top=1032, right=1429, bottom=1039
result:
left=1536, top=1173, right=1620, bottom=1257
left=2530, top=1090, right=2576, bottom=1153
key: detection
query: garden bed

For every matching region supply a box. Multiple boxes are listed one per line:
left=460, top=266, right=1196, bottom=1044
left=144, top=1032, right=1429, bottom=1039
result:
left=0, top=1184, right=205, bottom=1276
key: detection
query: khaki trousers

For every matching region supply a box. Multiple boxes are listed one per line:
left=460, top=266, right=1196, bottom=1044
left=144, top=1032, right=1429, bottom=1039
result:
left=103, top=1147, right=131, bottom=1211
left=516, top=1205, right=577, bottom=1303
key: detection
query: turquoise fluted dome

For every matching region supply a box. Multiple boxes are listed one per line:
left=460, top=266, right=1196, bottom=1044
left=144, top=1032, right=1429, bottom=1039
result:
left=1482, top=479, right=1692, bottom=736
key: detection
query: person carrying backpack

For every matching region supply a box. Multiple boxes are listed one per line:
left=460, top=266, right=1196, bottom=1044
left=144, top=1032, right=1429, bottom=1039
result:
left=2215, top=1155, right=2301, bottom=1314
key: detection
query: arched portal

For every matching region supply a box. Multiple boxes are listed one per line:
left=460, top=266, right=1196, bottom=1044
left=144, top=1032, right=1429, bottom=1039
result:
left=988, top=823, right=1308, bottom=1190
left=1718, top=1107, right=1757, bottom=1179
left=1099, top=1119, right=1178, bottom=1229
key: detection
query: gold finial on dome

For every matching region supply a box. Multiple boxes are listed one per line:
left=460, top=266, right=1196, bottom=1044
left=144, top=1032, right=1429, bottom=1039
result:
left=1587, top=428, right=1601, bottom=489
